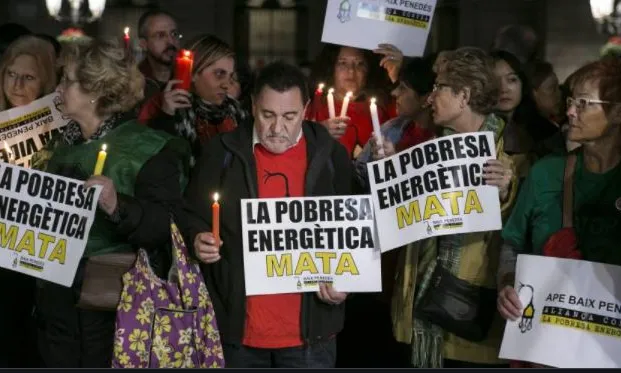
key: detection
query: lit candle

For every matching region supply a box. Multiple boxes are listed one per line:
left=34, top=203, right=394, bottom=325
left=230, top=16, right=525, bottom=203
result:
left=174, top=49, right=195, bottom=91
left=123, top=26, right=130, bottom=50
left=327, top=88, right=336, bottom=119
left=315, top=83, right=325, bottom=97
left=212, top=193, right=220, bottom=246
left=340, top=91, right=353, bottom=117
left=2, top=141, right=14, bottom=165
left=93, top=144, right=107, bottom=176
left=370, top=98, right=384, bottom=158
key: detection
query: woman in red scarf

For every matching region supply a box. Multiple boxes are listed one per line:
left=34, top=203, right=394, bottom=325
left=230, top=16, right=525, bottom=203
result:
left=306, top=43, right=397, bottom=158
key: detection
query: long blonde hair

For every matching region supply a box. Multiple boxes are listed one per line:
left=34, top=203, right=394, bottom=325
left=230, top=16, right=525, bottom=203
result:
left=0, top=35, right=57, bottom=111
left=185, top=34, right=234, bottom=78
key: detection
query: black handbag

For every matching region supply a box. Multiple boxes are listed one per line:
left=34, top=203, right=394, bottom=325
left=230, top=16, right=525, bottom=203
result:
left=414, top=265, right=497, bottom=342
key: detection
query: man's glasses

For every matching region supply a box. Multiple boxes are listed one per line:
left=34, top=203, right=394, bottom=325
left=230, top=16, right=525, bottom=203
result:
left=148, top=30, right=182, bottom=42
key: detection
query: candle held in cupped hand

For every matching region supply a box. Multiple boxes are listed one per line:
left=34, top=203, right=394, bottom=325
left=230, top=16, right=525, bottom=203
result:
left=327, top=88, right=336, bottom=119
left=212, top=193, right=220, bottom=246
left=340, top=91, right=353, bottom=117
left=370, top=97, right=384, bottom=157
left=174, top=49, right=194, bottom=91
left=93, top=144, right=108, bottom=176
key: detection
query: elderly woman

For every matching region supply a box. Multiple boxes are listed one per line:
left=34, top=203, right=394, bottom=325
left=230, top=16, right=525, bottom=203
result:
left=33, top=39, right=190, bottom=368
left=391, top=47, right=517, bottom=368
left=0, top=34, right=57, bottom=368
left=497, top=57, right=621, bottom=367
left=139, top=34, right=247, bottom=163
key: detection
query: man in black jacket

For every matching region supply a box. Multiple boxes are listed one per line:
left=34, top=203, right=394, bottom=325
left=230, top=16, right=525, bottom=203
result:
left=177, top=61, right=355, bottom=368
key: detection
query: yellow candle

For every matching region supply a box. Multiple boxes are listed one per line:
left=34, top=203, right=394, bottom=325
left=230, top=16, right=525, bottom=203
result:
left=93, top=144, right=107, bottom=175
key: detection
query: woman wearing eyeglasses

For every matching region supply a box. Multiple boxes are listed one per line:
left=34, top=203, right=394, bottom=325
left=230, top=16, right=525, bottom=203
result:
left=498, top=57, right=621, bottom=367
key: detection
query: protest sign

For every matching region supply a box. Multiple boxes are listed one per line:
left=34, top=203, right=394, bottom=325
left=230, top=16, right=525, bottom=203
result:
left=0, top=163, right=101, bottom=287
left=241, top=195, right=382, bottom=296
left=367, top=132, right=502, bottom=252
left=499, top=255, right=621, bottom=368
left=321, top=0, right=437, bottom=57
left=0, top=93, right=70, bottom=168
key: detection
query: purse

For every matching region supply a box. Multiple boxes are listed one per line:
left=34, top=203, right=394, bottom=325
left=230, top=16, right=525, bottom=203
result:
left=76, top=252, right=137, bottom=311
left=414, top=265, right=498, bottom=342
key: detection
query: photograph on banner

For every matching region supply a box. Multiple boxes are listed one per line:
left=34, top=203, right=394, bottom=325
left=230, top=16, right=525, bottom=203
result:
left=0, top=163, right=101, bottom=287
left=241, top=195, right=382, bottom=296
left=366, top=132, right=502, bottom=252
left=499, top=254, right=621, bottom=368
left=0, top=93, right=70, bottom=168
left=321, top=0, right=437, bottom=56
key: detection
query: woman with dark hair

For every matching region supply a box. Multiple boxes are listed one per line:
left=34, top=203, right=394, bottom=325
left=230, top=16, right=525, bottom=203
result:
left=306, top=43, right=395, bottom=158
left=491, top=50, right=559, bottom=179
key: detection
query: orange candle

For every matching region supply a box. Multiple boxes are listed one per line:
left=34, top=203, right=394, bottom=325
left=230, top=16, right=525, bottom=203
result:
left=212, top=193, right=220, bottom=245
left=174, top=49, right=194, bottom=91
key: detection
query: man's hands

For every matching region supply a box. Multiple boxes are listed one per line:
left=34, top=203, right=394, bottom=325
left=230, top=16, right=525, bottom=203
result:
left=194, top=232, right=222, bottom=264
left=316, top=283, right=347, bottom=305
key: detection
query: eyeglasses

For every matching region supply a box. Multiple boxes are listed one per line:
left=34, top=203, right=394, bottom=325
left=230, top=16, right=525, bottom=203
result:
left=432, top=83, right=451, bottom=92
left=148, top=30, right=182, bottom=42
left=566, top=97, right=611, bottom=111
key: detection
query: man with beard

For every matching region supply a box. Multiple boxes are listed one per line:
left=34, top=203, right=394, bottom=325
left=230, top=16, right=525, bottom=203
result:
left=138, top=10, right=181, bottom=100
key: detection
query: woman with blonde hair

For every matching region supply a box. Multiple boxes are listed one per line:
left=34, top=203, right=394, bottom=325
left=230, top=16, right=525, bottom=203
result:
left=33, top=39, right=190, bottom=367
left=0, top=34, right=57, bottom=368
left=139, top=34, right=248, bottom=163
left=0, top=34, right=57, bottom=111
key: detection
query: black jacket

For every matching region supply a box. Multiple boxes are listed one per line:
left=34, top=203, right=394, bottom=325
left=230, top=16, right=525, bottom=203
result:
left=175, top=120, right=356, bottom=346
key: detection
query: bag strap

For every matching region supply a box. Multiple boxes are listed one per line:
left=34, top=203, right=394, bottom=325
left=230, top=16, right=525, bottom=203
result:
left=562, top=153, right=578, bottom=228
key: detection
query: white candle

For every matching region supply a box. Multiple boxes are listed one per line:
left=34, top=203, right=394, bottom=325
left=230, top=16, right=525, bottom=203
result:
left=370, top=97, right=384, bottom=157
left=340, top=91, right=353, bottom=117
left=3, top=141, right=14, bottom=164
left=327, top=88, right=336, bottom=119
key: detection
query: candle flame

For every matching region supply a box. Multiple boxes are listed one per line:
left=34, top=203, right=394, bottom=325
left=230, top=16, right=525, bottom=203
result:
left=213, top=192, right=219, bottom=202
left=318, top=83, right=325, bottom=90
left=183, top=50, right=191, bottom=58
left=124, top=27, right=130, bottom=35
left=101, top=144, right=107, bottom=152
left=328, top=88, right=335, bottom=94
left=346, top=91, right=353, bottom=98
left=370, top=97, right=377, bottom=104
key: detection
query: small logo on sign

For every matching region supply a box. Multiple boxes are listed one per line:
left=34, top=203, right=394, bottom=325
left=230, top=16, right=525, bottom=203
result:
left=337, top=0, right=352, bottom=23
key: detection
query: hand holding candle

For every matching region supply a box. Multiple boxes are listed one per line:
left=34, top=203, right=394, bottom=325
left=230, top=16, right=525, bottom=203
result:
left=93, top=144, right=107, bottom=176
left=340, top=91, right=353, bottom=117
left=212, top=193, right=220, bottom=246
left=327, top=88, right=336, bottom=119
left=370, top=97, right=384, bottom=158
left=174, top=49, right=194, bottom=91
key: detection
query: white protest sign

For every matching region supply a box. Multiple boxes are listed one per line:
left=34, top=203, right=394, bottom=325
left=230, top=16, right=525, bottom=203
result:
left=321, top=0, right=437, bottom=57
left=241, top=195, right=382, bottom=296
left=499, top=254, right=621, bottom=368
left=367, top=132, right=502, bottom=252
left=0, top=93, right=70, bottom=168
left=0, top=163, right=101, bottom=287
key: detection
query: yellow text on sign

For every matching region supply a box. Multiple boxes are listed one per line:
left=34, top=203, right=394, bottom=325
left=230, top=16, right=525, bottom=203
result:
left=0, top=223, right=66, bottom=264
left=395, top=190, right=483, bottom=229
left=266, top=252, right=359, bottom=277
